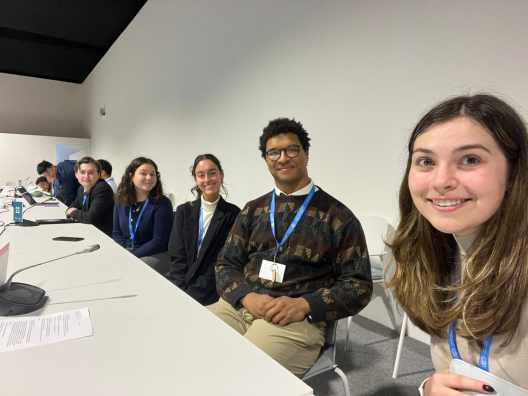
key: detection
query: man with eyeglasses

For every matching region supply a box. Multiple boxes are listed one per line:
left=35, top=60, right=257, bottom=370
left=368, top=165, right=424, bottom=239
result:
left=208, top=118, right=372, bottom=377
left=65, top=157, right=114, bottom=236
left=36, top=159, right=81, bottom=206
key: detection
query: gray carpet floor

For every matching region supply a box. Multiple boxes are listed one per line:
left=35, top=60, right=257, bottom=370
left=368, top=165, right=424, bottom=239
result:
left=304, top=316, right=435, bottom=396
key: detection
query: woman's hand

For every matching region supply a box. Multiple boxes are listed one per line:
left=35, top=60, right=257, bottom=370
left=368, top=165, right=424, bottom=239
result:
left=424, top=368, right=495, bottom=396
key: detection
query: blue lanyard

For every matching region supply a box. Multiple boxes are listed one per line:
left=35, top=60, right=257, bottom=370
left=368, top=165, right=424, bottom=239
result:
left=128, top=198, right=149, bottom=247
left=197, top=206, right=204, bottom=250
left=53, top=179, right=57, bottom=198
left=82, top=193, right=88, bottom=210
left=449, top=322, right=493, bottom=371
left=448, top=263, right=493, bottom=371
left=270, top=185, right=315, bottom=258
left=106, top=177, right=114, bottom=182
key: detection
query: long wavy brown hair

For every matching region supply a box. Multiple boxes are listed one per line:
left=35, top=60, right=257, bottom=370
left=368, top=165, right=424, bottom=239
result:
left=115, top=157, right=164, bottom=207
left=388, top=94, right=528, bottom=345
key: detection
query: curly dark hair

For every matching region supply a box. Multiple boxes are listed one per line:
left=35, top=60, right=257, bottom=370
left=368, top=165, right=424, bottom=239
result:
left=115, top=157, right=164, bottom=207
left=190, top=154, right=228, bottom=198
left=258, top=118, right=311, bottom=158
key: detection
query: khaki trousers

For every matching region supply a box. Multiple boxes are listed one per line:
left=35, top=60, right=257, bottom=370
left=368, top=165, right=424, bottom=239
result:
left=207, top=298, right=326, bottom=377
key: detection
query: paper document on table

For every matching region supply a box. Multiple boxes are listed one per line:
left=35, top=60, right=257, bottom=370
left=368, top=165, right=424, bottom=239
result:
left=0, top=307, right=93, bottom=352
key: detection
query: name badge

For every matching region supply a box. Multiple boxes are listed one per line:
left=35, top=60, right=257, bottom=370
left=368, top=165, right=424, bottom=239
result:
left=13, top=201, right=23, bottom=222
left=259, top=259, right=286, bottom=283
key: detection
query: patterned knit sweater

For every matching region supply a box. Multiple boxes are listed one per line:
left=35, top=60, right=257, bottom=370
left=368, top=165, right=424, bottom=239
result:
left=215, top=188, right=373, bottom=322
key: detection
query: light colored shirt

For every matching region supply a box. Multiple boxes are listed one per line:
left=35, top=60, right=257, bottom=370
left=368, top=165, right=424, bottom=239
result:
left=275, top=179, right=318, bottom=196
left=429, top=232, right=528, bottom=389
left=105, top=177, right=117, bottom=194
left=197, top=195, right=219, bottom=254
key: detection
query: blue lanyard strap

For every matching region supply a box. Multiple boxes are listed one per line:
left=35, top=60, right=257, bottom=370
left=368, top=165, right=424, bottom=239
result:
left=53, top=179, right=57, bottom=198
left=82, top=193, right=88, bottom=210
left=197, top=206, right=204, bottom=250
left=128, top=198, right=149, bottom=246
left=270, top=185, right=316, bottom=258
left=449, top=322, right=493, bottom=371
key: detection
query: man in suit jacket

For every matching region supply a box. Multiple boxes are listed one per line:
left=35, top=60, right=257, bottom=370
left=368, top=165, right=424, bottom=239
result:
left=66, top=157, right=114, bottom=236
left=168, top=196, right=240, bottom=306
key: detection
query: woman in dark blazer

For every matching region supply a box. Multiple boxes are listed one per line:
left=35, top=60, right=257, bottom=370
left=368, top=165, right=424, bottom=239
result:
left=113, top=157, right=173, bottom=275
left=168, top=154, right=240, bottom=306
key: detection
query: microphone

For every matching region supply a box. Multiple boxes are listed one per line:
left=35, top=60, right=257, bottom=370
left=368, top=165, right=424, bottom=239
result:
left=0, top=244, right=101, bottom=316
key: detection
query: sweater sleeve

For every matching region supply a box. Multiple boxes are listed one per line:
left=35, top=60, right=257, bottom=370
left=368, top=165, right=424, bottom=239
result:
left=133, top=198, right=173, bottom=258
left=301, top=213, right=373, bottom=322
left=215, top=204, right=254, bottom=306
left=112, top=203, right=127, bottom=248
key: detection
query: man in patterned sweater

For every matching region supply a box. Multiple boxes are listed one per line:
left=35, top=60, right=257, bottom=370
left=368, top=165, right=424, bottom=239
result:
left=208, top=118, right=372, bottom=377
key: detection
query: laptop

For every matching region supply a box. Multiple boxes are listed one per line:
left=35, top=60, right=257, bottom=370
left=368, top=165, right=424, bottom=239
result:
left=15, top=186, right=57, bottom=206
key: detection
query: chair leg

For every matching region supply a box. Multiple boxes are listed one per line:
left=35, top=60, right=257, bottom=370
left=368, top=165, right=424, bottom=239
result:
left=334, top=367, right=351, bottom=396
left=392, top=312, right=408, bottom=378
left=345, top=316, right=352, bottom=351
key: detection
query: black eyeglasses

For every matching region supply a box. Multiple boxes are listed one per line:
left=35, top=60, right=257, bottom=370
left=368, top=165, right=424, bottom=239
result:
left=266, top=145, right=301, bottom=161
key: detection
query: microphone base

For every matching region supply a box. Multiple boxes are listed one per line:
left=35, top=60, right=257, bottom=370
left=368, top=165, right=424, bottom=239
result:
left=0, top=282, right=48, bottom=316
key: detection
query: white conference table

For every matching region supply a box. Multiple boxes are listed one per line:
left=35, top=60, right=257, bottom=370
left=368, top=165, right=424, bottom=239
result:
left=0, top=197, right=314, bottom=396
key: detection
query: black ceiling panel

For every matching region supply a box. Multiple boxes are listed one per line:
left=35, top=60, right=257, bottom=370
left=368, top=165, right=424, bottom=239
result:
left=0, top=0, right=148, bottom=83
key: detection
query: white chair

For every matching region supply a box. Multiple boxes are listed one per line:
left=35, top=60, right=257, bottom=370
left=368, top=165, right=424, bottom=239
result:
left=168, top=192, right=176, bottom=209
left=392, top=311, right=409, bottom=378
left=302, top=320, right=350, bottom=396
left=345, top=216, right=400, bottom=352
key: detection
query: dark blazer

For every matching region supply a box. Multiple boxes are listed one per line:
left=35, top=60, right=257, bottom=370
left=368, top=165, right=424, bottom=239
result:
left=56, top=160, right=81, bottom=206
left=168, top=197, right=240, bottom=306
left=68, top=179, right=115, bottom=236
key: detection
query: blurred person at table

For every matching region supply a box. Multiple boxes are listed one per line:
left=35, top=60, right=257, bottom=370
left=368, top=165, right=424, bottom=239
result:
left=98, top=159, right=118, bottom=194
left=66, top=157, right=114, bottom=236
left=113, top=157, right=173, bottom=275
left=37, top=159, right=81, bottom=206
left=35, top=176, right=52, bottom=194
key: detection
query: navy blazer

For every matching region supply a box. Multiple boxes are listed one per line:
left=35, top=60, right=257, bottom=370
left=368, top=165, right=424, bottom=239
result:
left=113, top=196, right=173, bottom=258
left=68, top=179, right=114, bottom=236
left=56, top=160, right=81, bottom=206
left=168, top=197, right=240, bottom=306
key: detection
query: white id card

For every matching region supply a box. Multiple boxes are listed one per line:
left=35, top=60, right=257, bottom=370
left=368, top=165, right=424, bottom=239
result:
left=259, top=259, right=286, bottom=283
left=450, top=359, right=528, bottom=395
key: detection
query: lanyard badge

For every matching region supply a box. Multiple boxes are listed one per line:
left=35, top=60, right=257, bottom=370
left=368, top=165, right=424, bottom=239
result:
left=128, top=198, right=149, bottom=248
left=259, top=185, right=316, bottom=284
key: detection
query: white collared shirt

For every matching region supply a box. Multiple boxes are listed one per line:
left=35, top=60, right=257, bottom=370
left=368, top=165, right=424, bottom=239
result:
left=275, top=179, right=318, bottom=196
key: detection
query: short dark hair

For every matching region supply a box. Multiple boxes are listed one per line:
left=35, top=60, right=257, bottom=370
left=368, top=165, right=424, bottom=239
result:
left=37, top=160, right=53, bottom=175
left=74, top=157, right=102, bottom=173
left=115, top=157, right=164, bottom=206
left=36, top=176, right=49, bottom=185
left=258, top=118, right=311, bottom=158
left=98, top=159, right=112, bottom=176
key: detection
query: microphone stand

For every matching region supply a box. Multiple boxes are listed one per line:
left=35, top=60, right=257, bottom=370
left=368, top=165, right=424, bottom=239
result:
left=0, top=245, right=100, bottom=316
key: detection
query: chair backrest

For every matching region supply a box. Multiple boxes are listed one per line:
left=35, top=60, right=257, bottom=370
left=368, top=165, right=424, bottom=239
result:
left=168, top=192, right=176, bottom=209
left=357, top=216, right=389, bottom=256
left=325, top=320, right=338, bottom=345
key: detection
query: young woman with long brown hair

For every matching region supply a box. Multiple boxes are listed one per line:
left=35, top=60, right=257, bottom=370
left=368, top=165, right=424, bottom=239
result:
left=389, top=94, right=528, bottom=395
left=113, top=157, right=173, bottom=274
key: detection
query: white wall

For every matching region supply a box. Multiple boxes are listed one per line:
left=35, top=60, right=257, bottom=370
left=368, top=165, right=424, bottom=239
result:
left=0, top=134, right=90, bottom=186
left=0, top=73, right=85, bottom=138
left=81, top=0, right=528, bottom=341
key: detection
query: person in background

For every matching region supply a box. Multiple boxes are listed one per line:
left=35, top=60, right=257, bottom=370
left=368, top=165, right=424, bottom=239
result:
left=168, top=154, right=240, bottom=306
left=208, top=118, right=372, bottom=377
left=98, top=159, right=118, bottom=194
left=35, top=176, right=51, bottom=193
left=113, top=157, right=173, bottom=275
left=388, top=94, right=528, bottom=395
left=37, top=159, right=81, bottom=206
left=66, top=157, right=114, bottom=236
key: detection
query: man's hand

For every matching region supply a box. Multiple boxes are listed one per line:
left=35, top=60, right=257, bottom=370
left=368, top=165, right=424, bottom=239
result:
left=240, top=293, right=275, bottom=319
left=263, top=296, right=311, bottom=326
left=65, top=208, right=77, bottom=216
